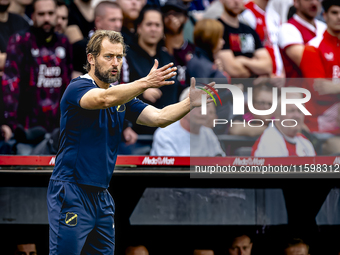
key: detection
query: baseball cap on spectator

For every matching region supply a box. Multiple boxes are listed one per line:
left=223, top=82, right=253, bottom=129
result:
left=161, top=0, right=189, bottom=15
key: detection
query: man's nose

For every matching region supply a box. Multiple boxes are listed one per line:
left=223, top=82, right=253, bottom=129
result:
left=112, top=57, right=119, bottom=66
left=44, top=14, right=51, bottom=22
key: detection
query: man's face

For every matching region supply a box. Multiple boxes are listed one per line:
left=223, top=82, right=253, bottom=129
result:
left=97, top=7, right=123, bottom=32
left=253, top=90, right=274, bottom=121
left=32, top=0, right=57, bottom=33
left=93, top=38, right=123, bottom=84
left=228, top=235, right=252, bottom=255
left=117, top=0, right=145, bottom=21
left=284, top=244, right=309, bottom=255
left=190, top=106, right=207, bottom=127
left=220, top=0, right=244, bottom=17
left=294, top=0, right=321, bottom=20
left=279, top=96, right=305, bottom=138
left=324, top=5, right=340, bottom=32
left=15, top=243, right=37, bottom=255
left=55, top=5, right=68, bottom=34
left=163, top=9, right=187, bottom=34
left=205, top=103, right=217, bottom=129
left=137, top=10, right=163, bottom=47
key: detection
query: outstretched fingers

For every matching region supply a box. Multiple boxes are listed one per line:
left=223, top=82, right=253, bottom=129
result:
left=161, top=80, right=175, bottom=85
left=158, top=62, right=174, bottom=72
left=160, top=66, right=177, bottom=80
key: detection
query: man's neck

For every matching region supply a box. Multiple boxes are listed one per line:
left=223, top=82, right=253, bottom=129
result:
left=296, top=11, right=315, bottom=27
left=0, top=11, right=8, bottom=22
left=88, top=70, right=110, bottom=89
left=220, top=11, right=239, bottom=28
left=8, top=2, right=25, bottom=16
left=274, top=121, right=295, bottom=139
left=164, top=33, right=184, bottom=55
left=253, top=0, right=267, bottom=11
left=74, top=0, right=91, bottom=7
left=138, top=38, right=157, bottom=57
left=327, top=27, right=340, bottom=40
left=74, top=0, right=93, bottom=22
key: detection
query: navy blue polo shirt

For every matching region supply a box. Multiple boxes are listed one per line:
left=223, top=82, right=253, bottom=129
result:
left=50, top=75, right=148, bottom=188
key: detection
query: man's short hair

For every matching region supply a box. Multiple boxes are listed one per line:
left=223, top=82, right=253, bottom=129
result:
left=85, top=30, right=126, bottom=72
left=253, top=82, right=275, bottom=99
left=322, top=0, right=340, bottom=12
left=32, top=0, right=57, bottom=12
left=283, top=238, right=309, bottom=254
left=56, top=0, right=67, bottom=8
left=95, top=1, right=121, bottom=18
left=56, top=0, right=68, bottom=14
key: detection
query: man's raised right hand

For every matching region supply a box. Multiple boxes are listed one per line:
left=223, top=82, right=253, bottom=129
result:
left=145, top=60, right=177, bottom=88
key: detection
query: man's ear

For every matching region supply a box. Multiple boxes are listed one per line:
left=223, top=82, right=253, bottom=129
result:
left=87, top=53, right=95, bottom=66
left=95, top=16, right=101, bottom=28
left=323, top=11, right=327, bottom=23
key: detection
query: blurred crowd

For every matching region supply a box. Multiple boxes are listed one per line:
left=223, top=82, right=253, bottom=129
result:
left=13, top=233, right=340, bottom=255
left=1, top=0, right=340, bottom=157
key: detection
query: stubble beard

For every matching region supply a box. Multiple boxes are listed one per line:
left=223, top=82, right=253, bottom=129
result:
left=94, top=60, right=121, bottom=84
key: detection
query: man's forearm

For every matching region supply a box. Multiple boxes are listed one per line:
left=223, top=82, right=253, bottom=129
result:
left=103, top=78, right=149, bottom=107
left=137, top=98, right=191, bottom=128
left=158, top=98, right=191, bottom=127
left=216, top=50, right=251, bottom=78
left=236, top=56, right=272, bottom=75
left=221, top=57, right=251, bottom=78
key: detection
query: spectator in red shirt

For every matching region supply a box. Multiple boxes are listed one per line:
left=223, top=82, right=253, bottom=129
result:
left=252, top=92, right=315, bottom=157
left=278, top=0, right=326, bottom=79
left=300, top=0, right=340, bottom=154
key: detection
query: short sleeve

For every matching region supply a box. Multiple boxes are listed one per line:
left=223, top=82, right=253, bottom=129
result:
left=278, top=23, right=304, bottom=49
left=222, top=35, right=231, bottom=50
left=125, top=97, right=148, bottom=122
left=239, top=9, right=257, bottom=30
left=252, top=29, right=263, bottom=50
left=300, top=45, right=325, bottom=78
left=63, top=78, right=96, bottom=107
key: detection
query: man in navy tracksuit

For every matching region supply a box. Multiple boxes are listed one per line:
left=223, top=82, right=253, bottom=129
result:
left=47, top=30, right=212, bottom=254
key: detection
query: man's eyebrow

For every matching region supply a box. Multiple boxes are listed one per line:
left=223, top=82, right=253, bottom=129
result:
left=104, top=53, right=124, bottom=56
